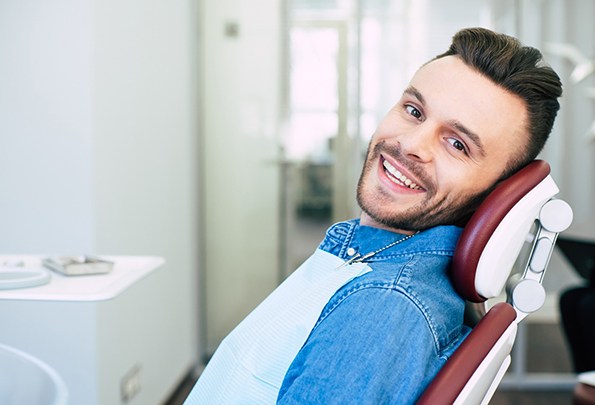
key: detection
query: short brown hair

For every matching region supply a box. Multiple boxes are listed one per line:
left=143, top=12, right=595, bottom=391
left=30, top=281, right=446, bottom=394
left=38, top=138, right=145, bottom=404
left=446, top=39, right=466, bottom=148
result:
left=435, top=27, right=562, bottom=177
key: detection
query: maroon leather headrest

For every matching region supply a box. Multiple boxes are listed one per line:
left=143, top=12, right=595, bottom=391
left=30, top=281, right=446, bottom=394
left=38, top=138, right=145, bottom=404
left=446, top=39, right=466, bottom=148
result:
left=451, top=160, right=551, bottom=302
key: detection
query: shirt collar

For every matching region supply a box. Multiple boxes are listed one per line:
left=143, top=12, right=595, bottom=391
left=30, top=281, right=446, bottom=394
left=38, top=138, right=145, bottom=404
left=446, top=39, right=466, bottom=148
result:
left=332, top=219, right=462, bottom=261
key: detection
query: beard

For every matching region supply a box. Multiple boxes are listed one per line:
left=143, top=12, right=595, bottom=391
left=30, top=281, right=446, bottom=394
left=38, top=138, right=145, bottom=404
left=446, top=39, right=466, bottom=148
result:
left=356, top=140, right=492, bottom=231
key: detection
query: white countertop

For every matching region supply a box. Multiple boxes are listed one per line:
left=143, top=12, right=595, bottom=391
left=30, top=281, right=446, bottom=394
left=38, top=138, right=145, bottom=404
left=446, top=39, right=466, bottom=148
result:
left=0, top=255, right=165, bottom=302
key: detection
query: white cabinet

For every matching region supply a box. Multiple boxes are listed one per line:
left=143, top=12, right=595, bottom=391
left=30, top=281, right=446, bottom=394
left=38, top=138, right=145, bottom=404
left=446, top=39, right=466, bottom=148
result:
left=0, top=256, right=185, bottom=405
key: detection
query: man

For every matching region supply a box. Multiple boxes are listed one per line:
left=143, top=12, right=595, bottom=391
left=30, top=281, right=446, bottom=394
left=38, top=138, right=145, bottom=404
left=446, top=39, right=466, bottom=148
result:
left=185, top=27, right=562, bottom=404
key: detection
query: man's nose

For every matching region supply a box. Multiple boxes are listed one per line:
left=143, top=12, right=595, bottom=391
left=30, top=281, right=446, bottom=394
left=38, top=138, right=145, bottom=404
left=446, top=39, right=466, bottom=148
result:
left=399, top=124, right=436, bottom=163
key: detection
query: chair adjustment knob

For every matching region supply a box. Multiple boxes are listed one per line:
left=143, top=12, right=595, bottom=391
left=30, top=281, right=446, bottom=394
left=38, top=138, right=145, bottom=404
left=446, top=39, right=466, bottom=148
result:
left=539, top=199, right=573, bottom=233
left=510, top=278, right=546, bottom=314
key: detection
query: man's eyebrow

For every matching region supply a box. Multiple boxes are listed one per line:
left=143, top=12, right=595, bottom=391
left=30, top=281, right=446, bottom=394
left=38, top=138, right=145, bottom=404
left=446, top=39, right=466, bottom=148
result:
left=404, top=86, right=426, bottom=105
left=450, top=121, right=486, bottom=157
left=405, top=85, right=486, bottom=157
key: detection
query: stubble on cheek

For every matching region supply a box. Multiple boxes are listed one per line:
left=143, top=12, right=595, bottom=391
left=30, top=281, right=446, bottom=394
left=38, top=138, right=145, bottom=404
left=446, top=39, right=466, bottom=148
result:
left=356, top=141, right=488, bottom=230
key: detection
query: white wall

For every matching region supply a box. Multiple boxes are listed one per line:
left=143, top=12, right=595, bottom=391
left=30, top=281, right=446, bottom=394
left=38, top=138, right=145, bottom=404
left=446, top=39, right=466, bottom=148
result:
left=0, top=0, right=95, bottom=253
left=200, top=0, right=283, bottom=353
left=490, top=0, right=595, bottom=240
left=0, top=0, right=200, bottom=401
left=489, top=0, right=594, bottom=294
left=92, top=0, right=201, bottom=398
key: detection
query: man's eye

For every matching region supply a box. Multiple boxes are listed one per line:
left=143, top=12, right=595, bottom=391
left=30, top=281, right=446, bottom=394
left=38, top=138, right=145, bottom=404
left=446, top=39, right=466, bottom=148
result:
left=447, top=138, right=467, bottom=153
left=405, top=105, right=422, bottom=120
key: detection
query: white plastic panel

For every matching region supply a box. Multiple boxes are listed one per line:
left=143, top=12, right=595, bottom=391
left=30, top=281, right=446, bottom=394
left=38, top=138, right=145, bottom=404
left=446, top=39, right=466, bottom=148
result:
left=578, top=371, right=595, bottom=387
left=454, top=323, right=518, bottom=405
left=475, top=175, right=559, bottom=299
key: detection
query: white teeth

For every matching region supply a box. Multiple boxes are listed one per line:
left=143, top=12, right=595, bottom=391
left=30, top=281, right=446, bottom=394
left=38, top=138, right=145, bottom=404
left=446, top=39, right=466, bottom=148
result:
left=382, top=160, right=422, bottom=190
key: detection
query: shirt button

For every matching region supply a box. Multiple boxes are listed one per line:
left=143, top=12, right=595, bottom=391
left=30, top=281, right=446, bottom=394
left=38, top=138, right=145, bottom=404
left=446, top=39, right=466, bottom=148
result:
left=347, top=247, right=356, bottom=257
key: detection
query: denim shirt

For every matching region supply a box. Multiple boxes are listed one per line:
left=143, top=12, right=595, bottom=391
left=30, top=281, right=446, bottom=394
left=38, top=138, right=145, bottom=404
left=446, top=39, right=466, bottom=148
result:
left=185, top=219, right=469, bottom=405
left=277, top=219, right=470, bottom=404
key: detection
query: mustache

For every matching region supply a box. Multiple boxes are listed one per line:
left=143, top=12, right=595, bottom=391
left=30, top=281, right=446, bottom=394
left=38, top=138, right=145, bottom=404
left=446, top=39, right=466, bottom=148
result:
left=370, top=140, right=436, bottom=194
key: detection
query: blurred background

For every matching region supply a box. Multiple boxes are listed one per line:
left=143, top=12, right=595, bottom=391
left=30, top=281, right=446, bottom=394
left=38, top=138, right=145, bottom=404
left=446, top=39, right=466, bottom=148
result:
left=1, top=0, right=594, bottom=403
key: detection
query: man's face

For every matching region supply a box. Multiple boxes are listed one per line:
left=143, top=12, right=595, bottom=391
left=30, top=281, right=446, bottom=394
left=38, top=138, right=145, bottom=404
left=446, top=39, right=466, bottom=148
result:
left=357, top=55, right=528, bottom=233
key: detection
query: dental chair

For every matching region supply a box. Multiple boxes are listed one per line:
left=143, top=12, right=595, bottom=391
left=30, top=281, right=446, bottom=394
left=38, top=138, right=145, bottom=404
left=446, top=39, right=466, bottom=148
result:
left=417, top=160, right=573, bottom=405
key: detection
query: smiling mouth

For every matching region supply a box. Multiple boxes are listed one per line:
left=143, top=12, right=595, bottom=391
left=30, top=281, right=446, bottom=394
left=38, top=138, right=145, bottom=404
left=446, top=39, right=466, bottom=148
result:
left=382, top=159, right=423, bottom=190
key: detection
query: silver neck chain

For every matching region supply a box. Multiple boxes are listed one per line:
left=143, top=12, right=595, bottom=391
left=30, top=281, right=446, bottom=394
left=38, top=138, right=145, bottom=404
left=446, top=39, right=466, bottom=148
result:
left=343, top=232, right=417, bottom=266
